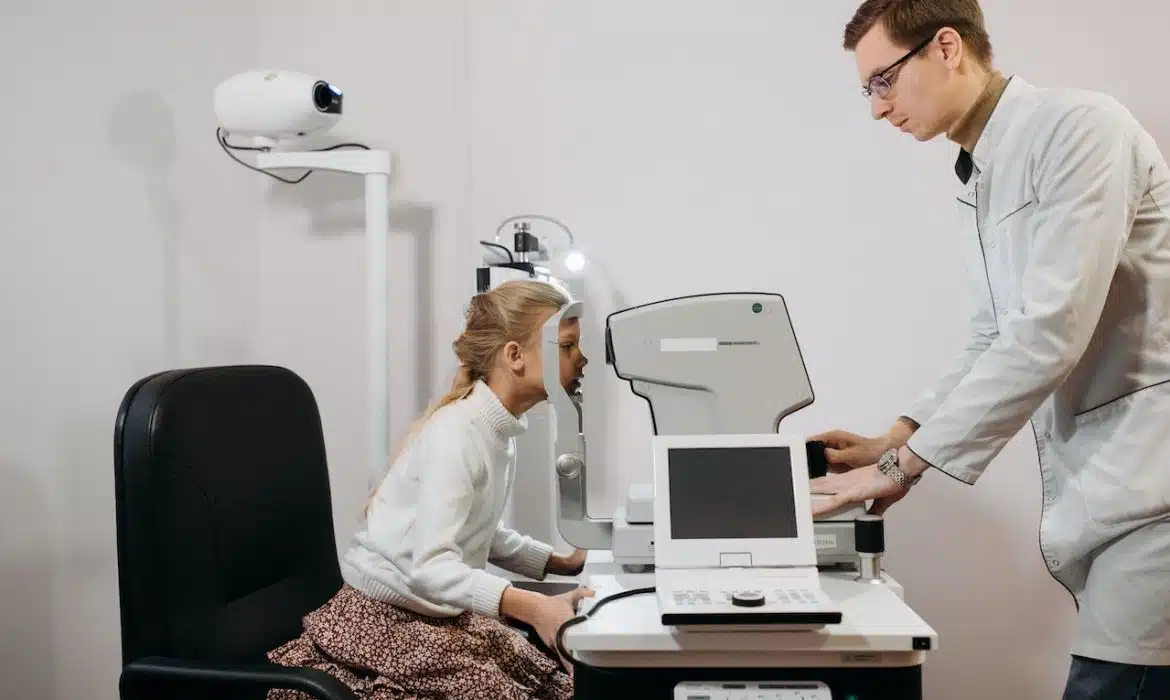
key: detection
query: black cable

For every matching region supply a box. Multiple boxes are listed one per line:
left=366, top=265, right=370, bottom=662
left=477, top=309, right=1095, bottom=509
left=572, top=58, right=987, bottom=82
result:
left=315, top=140, right=374, bottom=152
left=216, top=127, right=372, bottom=184
left=479, top=240, right=514, bottom=263
left=217, top=128, right=308, bottom=183
left=554, top=586, right=656, bottom=675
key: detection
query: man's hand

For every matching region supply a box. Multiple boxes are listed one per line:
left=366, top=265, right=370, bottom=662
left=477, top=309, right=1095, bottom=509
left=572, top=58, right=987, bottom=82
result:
left=810, top=465, right=907, bottom=516
left=809, top=429, right=893, bottom=471
left=546, top=548, right=587, bottom=577
left=809, top=445, right=929, bottom=516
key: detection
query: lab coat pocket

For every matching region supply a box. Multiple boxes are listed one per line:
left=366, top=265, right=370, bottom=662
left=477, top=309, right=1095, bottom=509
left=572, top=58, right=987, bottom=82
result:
left=993, top=199, right=1034, bottom=226
left=1072, top=392, right=1170, bottom=528
left=983, top=198, right=1035, bottom=294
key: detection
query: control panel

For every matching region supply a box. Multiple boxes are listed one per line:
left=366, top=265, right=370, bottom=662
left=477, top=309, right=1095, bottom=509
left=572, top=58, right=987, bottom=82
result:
left=674, top=681, right=832, bottom=700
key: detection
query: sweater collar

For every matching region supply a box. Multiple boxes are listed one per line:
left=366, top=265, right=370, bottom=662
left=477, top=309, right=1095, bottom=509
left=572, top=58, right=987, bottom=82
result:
left=468, top=379, right=527, bottom=441
left=948, top=70, right=1009, bottom=155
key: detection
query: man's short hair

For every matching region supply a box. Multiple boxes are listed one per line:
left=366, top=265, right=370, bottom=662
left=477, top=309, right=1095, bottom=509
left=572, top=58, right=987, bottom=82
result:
left=843, top=0, right=994, bottom=68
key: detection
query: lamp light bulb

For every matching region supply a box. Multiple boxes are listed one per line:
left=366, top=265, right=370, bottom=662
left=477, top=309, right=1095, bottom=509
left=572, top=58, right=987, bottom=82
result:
left=564, top=249, right=586, bottom=272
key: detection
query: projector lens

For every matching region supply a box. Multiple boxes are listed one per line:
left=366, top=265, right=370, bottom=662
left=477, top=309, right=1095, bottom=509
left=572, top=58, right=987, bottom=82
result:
left=313, top=81, right=340, bottom=112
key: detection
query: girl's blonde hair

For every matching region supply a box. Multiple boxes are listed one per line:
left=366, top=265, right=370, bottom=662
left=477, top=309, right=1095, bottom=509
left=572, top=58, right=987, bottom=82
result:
left=362, top=279, right=571, bottom=518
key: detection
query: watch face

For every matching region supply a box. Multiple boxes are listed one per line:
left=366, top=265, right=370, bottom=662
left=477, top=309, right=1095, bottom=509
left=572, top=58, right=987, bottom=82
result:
left=878, top=449, right=906, bottom=485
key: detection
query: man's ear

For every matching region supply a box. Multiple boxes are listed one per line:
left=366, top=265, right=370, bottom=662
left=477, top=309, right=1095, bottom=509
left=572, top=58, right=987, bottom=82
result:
left=502, top=340, right=524, bottom=371
left=936, top=27, right=963, bottom=67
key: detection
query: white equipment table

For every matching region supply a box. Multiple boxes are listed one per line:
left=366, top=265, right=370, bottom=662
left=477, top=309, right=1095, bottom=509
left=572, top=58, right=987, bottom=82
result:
left=557, top=553, right=937, bottom=699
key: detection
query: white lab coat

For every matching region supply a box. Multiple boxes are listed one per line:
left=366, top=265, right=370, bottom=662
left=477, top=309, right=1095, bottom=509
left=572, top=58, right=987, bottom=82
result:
left=903, top=76, right=1170, bottom=665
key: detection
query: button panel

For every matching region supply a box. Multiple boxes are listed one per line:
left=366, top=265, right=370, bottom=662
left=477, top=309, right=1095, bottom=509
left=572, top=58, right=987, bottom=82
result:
left=674, top=680, right=831, bottom=700
left=670, top=587, right=825, bottom=607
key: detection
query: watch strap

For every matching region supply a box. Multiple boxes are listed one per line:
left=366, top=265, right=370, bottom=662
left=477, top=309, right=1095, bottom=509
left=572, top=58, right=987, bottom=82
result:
left=878, top=447, right=921, bottom=488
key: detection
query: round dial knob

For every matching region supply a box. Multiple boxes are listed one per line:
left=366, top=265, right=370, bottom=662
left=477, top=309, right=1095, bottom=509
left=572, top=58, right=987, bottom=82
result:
left=855, top=514, right=886, bottom=554
left=731, top=591, right=766, bottom=607
left=555, top=453, right=583, bottom=478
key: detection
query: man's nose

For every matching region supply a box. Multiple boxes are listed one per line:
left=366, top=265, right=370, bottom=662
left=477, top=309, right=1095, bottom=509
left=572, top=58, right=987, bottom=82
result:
left=870, top=95, right=892, bottom=121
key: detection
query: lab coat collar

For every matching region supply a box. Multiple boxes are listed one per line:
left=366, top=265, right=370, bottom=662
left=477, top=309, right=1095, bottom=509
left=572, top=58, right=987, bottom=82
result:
left=954, top=74, right=1032, bottom=183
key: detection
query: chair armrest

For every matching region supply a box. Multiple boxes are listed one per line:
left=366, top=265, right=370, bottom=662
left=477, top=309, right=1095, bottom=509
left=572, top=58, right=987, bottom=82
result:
left=119, top=656, right=359, bottom=700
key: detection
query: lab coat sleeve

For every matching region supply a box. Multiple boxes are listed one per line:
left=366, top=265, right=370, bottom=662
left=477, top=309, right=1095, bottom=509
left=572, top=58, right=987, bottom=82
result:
left=408, top=432, right=513, bottom=619
left=489, top=523, right=553, bottom=581
left=907, top=104, right=1143, bottom=484
left=901, top=235, right=1000, bottom=427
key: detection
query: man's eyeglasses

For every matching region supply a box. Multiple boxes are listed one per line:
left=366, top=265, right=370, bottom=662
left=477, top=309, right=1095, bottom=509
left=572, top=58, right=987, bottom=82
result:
left=862, top=34, right=936, bottom=100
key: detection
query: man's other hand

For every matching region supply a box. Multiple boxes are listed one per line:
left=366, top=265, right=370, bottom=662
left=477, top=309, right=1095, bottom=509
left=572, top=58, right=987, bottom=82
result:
left=809, top=429, right=893, bottom=472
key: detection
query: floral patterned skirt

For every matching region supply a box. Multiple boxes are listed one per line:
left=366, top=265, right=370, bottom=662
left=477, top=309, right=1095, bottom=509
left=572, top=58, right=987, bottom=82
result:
left=266, top=584, right=572, bottom=700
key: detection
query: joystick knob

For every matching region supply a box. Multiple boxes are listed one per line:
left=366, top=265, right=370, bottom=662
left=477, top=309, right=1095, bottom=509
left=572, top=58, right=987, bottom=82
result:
left=805, top=440, right=829, bottom=479
left=731, top=591, right=766, bottom=607
left=855, top=514, right=885, bottom=554
left=854, top=515, right=885, bottom=583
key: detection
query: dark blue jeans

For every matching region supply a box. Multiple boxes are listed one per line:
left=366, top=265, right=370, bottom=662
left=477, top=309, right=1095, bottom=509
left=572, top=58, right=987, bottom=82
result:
left=1063, top=656, right=1170, bottom=699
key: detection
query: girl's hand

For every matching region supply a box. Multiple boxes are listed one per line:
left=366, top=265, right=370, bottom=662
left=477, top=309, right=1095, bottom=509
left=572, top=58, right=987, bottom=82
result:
left=547, top=547, right=588, bottom=576
left=532, top=587, right=595, bottom=673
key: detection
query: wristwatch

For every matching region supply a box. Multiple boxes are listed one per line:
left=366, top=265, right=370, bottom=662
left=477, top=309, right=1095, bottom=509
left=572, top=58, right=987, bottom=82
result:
left=877, top=447, right=923, bottom=489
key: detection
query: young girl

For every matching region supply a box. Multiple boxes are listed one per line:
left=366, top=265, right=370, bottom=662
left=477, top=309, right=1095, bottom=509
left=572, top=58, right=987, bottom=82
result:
left=268, top=279, right=593, bottom=700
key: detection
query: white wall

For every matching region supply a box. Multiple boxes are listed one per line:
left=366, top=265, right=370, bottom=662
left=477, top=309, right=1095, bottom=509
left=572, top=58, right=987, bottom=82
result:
left=1, top=2, right=263, bottom=698
left=3, top=2, right=1167, bottom=699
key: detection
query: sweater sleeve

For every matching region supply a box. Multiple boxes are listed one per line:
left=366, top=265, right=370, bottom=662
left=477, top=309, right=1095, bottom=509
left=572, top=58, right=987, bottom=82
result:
left=408, top=426, right=513, bottom=618
left=489, top=523, right=553, bottom=580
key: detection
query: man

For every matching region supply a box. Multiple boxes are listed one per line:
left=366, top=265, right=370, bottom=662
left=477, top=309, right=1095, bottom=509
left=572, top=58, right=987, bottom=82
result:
left=809, top=1, right=1170, bottom=698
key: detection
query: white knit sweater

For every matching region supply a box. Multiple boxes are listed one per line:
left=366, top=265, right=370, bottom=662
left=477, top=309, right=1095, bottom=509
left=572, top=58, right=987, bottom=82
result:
left=341, top=380, right=554, bottom=619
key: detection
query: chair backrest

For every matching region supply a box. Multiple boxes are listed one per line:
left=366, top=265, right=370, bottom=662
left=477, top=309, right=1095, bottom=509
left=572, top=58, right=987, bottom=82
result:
left=114, top=365, right=343, bottom=667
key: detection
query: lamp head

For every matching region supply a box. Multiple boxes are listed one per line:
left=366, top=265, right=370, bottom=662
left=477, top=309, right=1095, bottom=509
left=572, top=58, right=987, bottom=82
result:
left=214, top=69, right=343, bottom=147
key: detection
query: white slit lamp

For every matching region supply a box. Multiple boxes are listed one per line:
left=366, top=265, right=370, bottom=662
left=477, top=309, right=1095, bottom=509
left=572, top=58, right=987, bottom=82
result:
left=213, top=70, right=394, bottom=488
left=478, top=230, right=938, bottom=700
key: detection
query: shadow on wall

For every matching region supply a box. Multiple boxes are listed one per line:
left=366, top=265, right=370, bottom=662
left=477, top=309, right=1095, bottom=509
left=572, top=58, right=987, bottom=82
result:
left=1152, top=123, right=1170, bottom=165
left=60, top=412, right=125, bottom=698
left=0, top=457, right=56, bottom=699
left=108, top=89, right=257, bottom=368
left=108, top=90, right=182, bottom=366
left=261, top=154, right=438, bottom=415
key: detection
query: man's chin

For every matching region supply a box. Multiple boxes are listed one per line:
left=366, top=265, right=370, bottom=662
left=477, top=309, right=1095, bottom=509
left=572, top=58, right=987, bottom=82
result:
left=912, top=125, right=944, bottom=142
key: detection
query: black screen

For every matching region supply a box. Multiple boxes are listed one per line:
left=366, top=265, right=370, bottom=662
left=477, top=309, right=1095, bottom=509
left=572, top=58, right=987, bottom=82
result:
left=667, top=445, right=798, bottom=540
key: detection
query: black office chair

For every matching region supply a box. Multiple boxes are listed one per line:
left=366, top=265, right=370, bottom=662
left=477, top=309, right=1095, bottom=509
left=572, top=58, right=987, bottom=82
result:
left=113, top=365, right=358, bottom=700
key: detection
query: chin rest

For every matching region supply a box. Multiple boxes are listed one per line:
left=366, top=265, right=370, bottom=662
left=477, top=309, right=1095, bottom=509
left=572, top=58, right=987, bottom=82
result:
left=113, top=365, right=356, bottom=700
